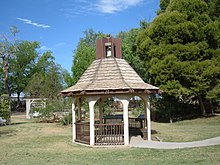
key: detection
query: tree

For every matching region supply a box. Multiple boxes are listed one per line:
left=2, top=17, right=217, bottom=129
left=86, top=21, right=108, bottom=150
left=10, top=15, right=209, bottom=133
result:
left=0, top=26, right=19, bottom=122
left=41, top=63, right=64, bottom=99
left=25, top=51, right=65, bottom=99
left=63, top=70, right=72, bottom=88
left=71, top=29, right=104, bottom=84
left=25, top=52, right=68, bottom=122
left=0, top=26, right=19, bottom=97
left=137, top=0, right=220, bottom=115
left=10, top=41, right=40, bottom=103
left=0, top=63, right=4, bottom=95
left=158, top=0, right=170, bottom=14
left=117, top=28, right=147, bottom=81
left=206, top=0, right=220, bottom=21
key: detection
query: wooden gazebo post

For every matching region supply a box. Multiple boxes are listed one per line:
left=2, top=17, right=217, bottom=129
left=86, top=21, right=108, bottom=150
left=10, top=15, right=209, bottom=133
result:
left=87, top=96, right=99, bottom=146
left=146, top=95, right=151, bottom=141
left=118, top=95, right=130, bottom=145
left=140, top=94, right=151, bottom=141
left=72, top=98, right=76, bottom=142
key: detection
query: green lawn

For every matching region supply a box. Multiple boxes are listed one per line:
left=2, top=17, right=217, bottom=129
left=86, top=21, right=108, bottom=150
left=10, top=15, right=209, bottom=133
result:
left=152, top=116, right=220, bottom=142
left=0, top=115, right=220, bottom=165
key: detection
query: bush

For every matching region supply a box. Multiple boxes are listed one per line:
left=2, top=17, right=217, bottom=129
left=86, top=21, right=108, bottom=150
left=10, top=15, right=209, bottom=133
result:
left=61, top=112, right=72, bottom=125
left=131, top=102, right=144, bottom=118
left=0, top=95, right=10, bottom=124
left=32, top=98, right=72, bottom=123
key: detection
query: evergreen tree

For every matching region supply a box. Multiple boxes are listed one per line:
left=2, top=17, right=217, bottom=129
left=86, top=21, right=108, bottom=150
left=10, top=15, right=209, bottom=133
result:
left=137, top=0, right=220, bottom=115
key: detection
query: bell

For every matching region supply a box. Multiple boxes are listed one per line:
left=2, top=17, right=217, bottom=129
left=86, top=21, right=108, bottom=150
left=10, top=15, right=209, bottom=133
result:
left=106, top=46, right=112, bottom=57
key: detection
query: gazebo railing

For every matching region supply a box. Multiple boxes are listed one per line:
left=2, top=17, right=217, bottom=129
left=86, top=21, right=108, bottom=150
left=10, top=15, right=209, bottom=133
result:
left=75, top=122, right=90, bottom=144
left=75, top=118, right=145, bottom=146
left=94, top=123, right=124, bottom=145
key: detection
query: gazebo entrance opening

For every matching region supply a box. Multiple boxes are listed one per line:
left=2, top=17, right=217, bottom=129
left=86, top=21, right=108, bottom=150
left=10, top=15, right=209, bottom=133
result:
left=73, top=94, right=150, bottom=146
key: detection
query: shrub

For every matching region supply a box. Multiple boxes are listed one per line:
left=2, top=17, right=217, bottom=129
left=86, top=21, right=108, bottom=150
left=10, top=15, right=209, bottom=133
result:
left=32, top=98, right=72, bottom=123
left=61, top=112, right=72, bottom=125
left=0, top=95, right=10, bottom=124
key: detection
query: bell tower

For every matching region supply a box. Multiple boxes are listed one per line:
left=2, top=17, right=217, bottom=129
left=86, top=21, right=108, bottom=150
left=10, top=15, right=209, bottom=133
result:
left=96, top=34, right=122, bottom=60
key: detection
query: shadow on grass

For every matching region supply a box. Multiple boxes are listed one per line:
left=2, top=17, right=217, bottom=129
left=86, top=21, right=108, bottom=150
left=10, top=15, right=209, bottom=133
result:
left=129, top=128, right=158, bottom=141
left=10, top=122, right=28, bottom=125
left=154, top=114, right=203, bottom=123
left=0, top=129, right=17, bottom=137
left=0, top=122, right=27, bottom=137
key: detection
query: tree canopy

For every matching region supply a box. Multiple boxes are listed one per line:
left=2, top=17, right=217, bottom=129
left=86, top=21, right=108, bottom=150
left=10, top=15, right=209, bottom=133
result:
left=0, top=27, right=67, bottom=101
left=10, top=41, right=40, bottom=100
left=71, top=29, right=104, bottom=85
left=137, top=0, right=220, bottom=115
left=117, top=28, right=147, bottom=81
left=25, top=51, right=65, bottom=99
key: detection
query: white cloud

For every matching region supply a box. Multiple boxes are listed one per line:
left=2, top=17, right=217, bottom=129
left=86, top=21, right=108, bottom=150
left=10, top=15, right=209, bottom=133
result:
left=60, top=0, right=143, bottom=17
left=55, top=42, right=73, bottom=48
left=17, top=18, right=51, bottom=28
left=95, top=0, right=144, bottom=14
left=55, top=42, right=66, bottom=47
left=60, top=0, right=94, bottom=17
left=39, top=45, right=51, bottom=51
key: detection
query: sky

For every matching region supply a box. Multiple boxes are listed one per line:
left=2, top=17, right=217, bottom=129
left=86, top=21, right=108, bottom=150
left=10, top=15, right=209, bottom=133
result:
left=0, top=0, right=160, bottom=72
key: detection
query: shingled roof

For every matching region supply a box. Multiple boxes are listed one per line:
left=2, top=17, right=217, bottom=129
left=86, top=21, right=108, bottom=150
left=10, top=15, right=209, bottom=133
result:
left=61, top=57, right=158, bottom=96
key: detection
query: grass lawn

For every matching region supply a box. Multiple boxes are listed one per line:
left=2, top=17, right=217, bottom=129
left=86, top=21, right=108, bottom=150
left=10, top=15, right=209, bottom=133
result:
left=152, top=116, right=220, bottom=142
left=0, top=115, right=220, bottom=165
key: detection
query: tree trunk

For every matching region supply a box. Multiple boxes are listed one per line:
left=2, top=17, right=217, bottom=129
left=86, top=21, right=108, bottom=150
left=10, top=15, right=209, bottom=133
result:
left=209, top=101, right=214, bottom=115
left=3, top=58, right=11, bottom=97
left=198, top=95, right=206, bottom=116
left=16, top=92, right=21, bottom=111
left=2, top=57, right=11, bottom=123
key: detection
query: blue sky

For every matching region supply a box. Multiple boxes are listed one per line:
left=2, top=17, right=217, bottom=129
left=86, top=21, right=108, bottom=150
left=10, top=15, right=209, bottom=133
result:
left=1, top=0, right=159, bottom=72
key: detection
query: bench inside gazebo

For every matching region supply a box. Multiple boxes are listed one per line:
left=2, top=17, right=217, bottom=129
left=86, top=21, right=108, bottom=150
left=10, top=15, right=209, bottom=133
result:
left=75, top=114, right=146, bottom=145
left=61, top=35, right=158, bottom=146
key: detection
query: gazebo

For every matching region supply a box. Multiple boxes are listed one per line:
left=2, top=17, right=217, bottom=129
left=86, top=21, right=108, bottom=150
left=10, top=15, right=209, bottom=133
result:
left=61, top=35, right=159, bottom=146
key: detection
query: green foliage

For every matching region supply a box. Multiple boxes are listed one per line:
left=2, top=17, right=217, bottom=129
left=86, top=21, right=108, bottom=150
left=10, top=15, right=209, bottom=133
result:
left=167, top=0, right=208, bottom=20
left=61, top=111, right=72, bottom=125
left=208, top=0, right=220, bottom=21
left=10, top=41, right=40, bottom=97
left=0, top=95, right=10, bottom=123
left=1, top=27, right=66, bottom=102
left=63, top=71, right=73, bottom=88
left=0, top=65, right=4, bottom=95
left=72, top=42, right=96, bottom=84
left=206, top=81, right=220, bottom=102
left=158, top=0, right=170, bottom=14
left=71, top=29, right=104, bottom=85
left=25, top=51, right=65, bottom=99
left=0, top=26, right=19, bottom=97
left=34, top=98, right=69, bottom=122
left=131, top=101, right=144, bottom=118
left=139, top=20, right=150, bottom=29
left=117, top=28, right=147, bottom=81
left=137, top=0, right=220, bottom=115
